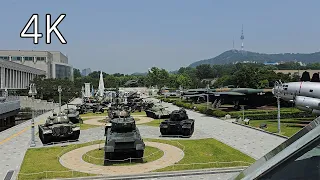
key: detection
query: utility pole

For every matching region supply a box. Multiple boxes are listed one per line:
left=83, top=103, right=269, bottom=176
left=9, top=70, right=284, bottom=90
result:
left=206, top=84, right=210, bottom=110
left=58, top=86, right=62, bottom=115
left=28, top=83, right=37, bottom=147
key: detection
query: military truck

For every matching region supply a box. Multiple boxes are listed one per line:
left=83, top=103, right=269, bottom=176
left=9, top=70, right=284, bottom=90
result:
left=145, top=104, right=170, bottom=119
left=38, top=113, right=80, bottom=144
left=104, top=110, right=145, bottom=164
left=160, top=108, right=195, bottom=137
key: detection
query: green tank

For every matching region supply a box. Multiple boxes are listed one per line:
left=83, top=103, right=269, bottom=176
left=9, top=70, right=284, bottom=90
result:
left=145, top=104, right=171, bottom=119
left=160, top=108, right=195, bottom=137
left=104, top=110, right=145, bottom=165
left=38, top=113, right=80, bottom=144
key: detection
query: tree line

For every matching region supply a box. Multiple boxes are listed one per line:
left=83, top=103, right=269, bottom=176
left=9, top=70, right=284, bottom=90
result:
left=21, top=62, right=320, bottom=103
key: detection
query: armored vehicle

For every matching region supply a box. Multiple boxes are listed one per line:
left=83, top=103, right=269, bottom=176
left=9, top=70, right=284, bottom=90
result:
left=38, top=113, right=80, bottom=144
left=160, top=108, right=194, bottom=137
left=63, top=108, right=83, bottom=124
left=104, top=110, right=145, bottom=164
left=145, top=104, right=170, bottom=119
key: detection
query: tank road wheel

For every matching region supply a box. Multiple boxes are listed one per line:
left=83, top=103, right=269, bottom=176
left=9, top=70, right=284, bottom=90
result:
left=135, top=150, right=144, bottom=158
left=71, top=131, right=80, bottom=140
left=160, top=128, right=167, bottom=135
left=104, top=152, right=114, bottom=165
left=182, top=128, right=191, bottom=137
left=190, top=123, right=195, bottom=135
left=41, top=134, right=51, bottom=144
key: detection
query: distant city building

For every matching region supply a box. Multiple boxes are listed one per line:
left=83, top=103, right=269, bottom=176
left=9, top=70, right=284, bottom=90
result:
left=81, top=68, right=92, bottom=76
left=0, top=50, right=73, bottom=81
left=0, top=59, right=46, bottom=91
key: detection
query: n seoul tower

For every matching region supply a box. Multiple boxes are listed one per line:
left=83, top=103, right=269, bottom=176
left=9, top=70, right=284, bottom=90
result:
left=240, top=24, right=244, bottom=51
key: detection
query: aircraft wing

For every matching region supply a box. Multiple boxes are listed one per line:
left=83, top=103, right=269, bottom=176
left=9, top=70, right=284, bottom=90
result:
left=183, top=94, right=207, bottom=98
left=209, top=92, right=246, bottom=96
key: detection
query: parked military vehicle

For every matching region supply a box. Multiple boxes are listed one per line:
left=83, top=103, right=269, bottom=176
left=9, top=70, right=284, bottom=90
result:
left=104, top=110, right=145, bottom=164
left=145, top=104, right=170, bottom=119
left=63, top=108, right=83, bottom=124
left=38, top=113, right=80, bottom=144
left=160, top=108, right=195, bottom=137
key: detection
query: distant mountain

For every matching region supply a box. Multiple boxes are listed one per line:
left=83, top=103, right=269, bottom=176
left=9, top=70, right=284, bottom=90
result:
left=189, top=50, right=320, bottom=67
left=131, top=72, right=147, bottom=76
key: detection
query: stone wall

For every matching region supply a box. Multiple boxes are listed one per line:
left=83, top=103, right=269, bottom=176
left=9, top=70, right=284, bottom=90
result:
left=19, top=96, right=59, bottom=110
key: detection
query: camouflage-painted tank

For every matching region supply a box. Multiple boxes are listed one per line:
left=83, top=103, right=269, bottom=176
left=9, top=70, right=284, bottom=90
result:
left=38, top=113, right=80, bottom=144
left=160, top=108, right=194, bottom=137
left=145, top=104, right=170, bottom=119
left=104, top=110, right=145, bottom=164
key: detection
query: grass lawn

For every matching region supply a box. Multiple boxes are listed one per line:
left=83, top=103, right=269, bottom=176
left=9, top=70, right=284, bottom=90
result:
left=18, top=138, right=255, bottom=179
left=82, top=146, right=164, bottom=166
left=147, top=138, right=255, bottom=172
left=18, top=140, right=104, bottom=180
left=141, top=119, right=164, bottom=127
left=245, top=118, right=312, bottom=137
left=131, top=111, right=146, bottom=116
left=80, top=112, right=107, bottom=118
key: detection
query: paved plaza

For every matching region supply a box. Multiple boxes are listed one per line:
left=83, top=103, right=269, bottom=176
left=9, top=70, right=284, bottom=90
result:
left=0, top=97, right=288, bottom=179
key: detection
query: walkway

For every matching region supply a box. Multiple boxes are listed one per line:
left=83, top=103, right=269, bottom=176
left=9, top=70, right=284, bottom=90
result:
left=0, top=98, right=82, bottom=180
left=59, top=142, right=184, bottom=175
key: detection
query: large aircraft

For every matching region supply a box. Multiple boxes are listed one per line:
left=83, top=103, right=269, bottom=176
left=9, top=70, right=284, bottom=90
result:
left=273, top=81, right=320, bottom=115
left=181, top=87, right=274, bottom=109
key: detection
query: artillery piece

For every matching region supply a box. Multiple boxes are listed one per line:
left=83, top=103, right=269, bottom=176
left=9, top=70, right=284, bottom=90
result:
left=160, top=108, right=194, bottom=137
left=104, top=110, right=145, bottom=164
left=38, top=113, right=80, bottom=144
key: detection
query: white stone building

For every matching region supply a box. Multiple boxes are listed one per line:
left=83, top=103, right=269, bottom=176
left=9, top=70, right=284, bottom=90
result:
left=0, top=59, right=46, bottom=90
left=0, top=50, right=73, bottom=81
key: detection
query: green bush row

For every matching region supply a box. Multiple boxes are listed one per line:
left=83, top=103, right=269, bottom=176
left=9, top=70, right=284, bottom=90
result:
left=244, top=112, right=315, bottom=120
left=229, top=109, right=301, bottom=117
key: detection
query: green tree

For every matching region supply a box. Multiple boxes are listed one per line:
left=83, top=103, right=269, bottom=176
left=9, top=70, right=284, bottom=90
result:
left=300, top=71, right=311, bottom=81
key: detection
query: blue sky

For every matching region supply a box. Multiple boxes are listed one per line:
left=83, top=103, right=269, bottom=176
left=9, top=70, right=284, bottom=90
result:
left=1, top=0, right=320, bottom=73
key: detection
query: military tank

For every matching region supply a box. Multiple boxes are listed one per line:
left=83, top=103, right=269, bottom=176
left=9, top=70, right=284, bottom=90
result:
left=38, top=113, right=80, bottom=144
left=104, top=110, right=145, bottom=165
left=63, top=108, right=83, bottom=124
left=145, top=104, right=170, bottom=119
left=160, top=108, right=195, bottom=137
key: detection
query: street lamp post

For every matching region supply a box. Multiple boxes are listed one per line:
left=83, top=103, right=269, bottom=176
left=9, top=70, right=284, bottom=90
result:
left=58, top=86, right=62, bottom=115
left=274, top=81, right=282, bottom=133
left=29, top=83, right=37, bottom=147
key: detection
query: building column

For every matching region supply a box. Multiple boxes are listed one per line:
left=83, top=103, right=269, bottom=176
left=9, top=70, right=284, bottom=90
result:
left=13, top=70, right=16, bottom=89
left=0, top=67, right=4, bottom=89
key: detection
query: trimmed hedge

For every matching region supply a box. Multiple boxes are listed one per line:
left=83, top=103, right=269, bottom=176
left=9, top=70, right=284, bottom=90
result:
left=244, top=112, right=314, bottom=120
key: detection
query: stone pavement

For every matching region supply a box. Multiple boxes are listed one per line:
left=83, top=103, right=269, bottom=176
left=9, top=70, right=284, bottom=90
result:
left=0, top=98, right=82, bottom=180
left=59, top=142, right=184, bottom=175
left=148, top=98, right=287, bottom=159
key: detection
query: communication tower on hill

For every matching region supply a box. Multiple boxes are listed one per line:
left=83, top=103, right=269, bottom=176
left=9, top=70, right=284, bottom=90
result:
left=240, top=24, right=244, bottom=51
